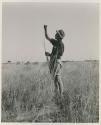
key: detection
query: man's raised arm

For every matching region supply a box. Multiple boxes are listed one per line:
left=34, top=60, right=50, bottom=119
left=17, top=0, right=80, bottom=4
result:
left=44, top=25, right=51, bottom=42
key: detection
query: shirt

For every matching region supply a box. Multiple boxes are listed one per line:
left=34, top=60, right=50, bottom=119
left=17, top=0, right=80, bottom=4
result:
left=50, top=38, right=64, bottom=59
left=49, top=38, right=64, bottom=75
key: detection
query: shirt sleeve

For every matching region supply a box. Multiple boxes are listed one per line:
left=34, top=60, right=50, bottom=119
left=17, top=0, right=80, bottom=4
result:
left=50, top=38, right=58, bottom=46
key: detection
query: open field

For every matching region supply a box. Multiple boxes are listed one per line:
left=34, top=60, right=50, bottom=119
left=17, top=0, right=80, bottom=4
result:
left=1, top=60, right=99, bottom=122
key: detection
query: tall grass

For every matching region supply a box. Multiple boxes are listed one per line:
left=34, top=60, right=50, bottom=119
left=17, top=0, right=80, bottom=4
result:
left=2, top=61, right=99, bottom=122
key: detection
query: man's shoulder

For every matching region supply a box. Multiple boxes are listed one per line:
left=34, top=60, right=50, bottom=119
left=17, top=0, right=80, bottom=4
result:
left=50, top=38, right=57, bottom=42
left=60, top=41, right=64, bottom=46
left=50, top=38, right=58, bottom=46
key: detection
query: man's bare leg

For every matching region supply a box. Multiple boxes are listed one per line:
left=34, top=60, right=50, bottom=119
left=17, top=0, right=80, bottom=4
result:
left=56, top=75, right=63, bottom=95
left=54, top=76, right=59, bottom=95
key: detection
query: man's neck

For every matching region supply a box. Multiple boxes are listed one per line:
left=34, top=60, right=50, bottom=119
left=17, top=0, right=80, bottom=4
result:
left=55, top=38, right=62, bottom=42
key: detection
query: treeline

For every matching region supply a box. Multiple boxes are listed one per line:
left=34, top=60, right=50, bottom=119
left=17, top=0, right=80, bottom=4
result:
left=3, top=61, right=39, bottom=65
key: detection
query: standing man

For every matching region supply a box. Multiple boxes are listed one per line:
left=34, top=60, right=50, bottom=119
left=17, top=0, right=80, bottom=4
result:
left=44, top=25, right=65, bottom=96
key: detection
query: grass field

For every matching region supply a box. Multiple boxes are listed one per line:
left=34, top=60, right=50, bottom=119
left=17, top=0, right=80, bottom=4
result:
left=1, top=60, right=99, bottom=122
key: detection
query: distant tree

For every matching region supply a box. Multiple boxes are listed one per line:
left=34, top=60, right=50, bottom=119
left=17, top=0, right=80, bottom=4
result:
left=62, top=60, right=68, bottom=63
left=33, top=62, right=38, bottom=65
left=25, top=61, right=30, bottom=65
left=7, top=61, right=12, bottom=63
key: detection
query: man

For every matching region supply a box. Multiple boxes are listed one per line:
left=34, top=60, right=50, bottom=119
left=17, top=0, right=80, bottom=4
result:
left=44, top=25, right=65, bottom=95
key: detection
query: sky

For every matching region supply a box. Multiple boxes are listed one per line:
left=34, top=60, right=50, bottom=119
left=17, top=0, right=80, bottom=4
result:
left=2, top=2, right=99, bottom=62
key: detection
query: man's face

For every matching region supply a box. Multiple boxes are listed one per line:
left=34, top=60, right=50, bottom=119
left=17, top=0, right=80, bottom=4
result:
left=55, top=33, right=60, bottom=40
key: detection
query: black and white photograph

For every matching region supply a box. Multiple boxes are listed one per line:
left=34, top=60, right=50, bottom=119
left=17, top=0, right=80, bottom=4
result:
left=1, top=0, right=99, bottom=123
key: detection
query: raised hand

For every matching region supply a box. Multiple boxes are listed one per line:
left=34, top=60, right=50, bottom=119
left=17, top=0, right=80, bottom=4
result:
left=44, top=25, right=47, bottom=30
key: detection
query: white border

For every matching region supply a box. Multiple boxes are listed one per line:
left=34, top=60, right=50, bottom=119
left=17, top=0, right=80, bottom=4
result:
left=0, top=0, right=2, bottom=124
left=0, top=0, right=100, bottom=125
left=1, top=0, right=100, bottom=3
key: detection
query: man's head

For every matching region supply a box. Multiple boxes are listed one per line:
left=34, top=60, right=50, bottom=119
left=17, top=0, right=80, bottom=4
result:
left=55, top=29, right=65, bottom=40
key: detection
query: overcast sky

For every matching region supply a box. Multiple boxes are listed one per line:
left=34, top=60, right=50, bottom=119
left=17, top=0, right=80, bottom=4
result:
left=2, top=2, right=99, bottom=62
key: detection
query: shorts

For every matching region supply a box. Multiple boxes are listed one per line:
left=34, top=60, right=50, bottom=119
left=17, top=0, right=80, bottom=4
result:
left=52, top=59, right=62, bottom=77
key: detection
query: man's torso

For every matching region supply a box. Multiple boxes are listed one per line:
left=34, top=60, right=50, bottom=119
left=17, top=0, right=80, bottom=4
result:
left=50, top=39, right=64, bottom=59
left=49, top=39, right=64, bottom=75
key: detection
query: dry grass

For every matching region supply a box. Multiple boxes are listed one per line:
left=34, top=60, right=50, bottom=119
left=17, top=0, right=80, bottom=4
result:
left=2, top=61, right=99, bottom=122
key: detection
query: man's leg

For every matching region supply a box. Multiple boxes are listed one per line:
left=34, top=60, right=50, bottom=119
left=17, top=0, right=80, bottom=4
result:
left=53, top=61, right=63, bottom=95
left=56, top=75, right=63, bottom=95
left=54, top=76, right=59, bottom=94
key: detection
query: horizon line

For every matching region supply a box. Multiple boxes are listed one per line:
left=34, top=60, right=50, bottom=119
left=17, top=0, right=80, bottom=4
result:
left=2, top=59, right=99, bottom=63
